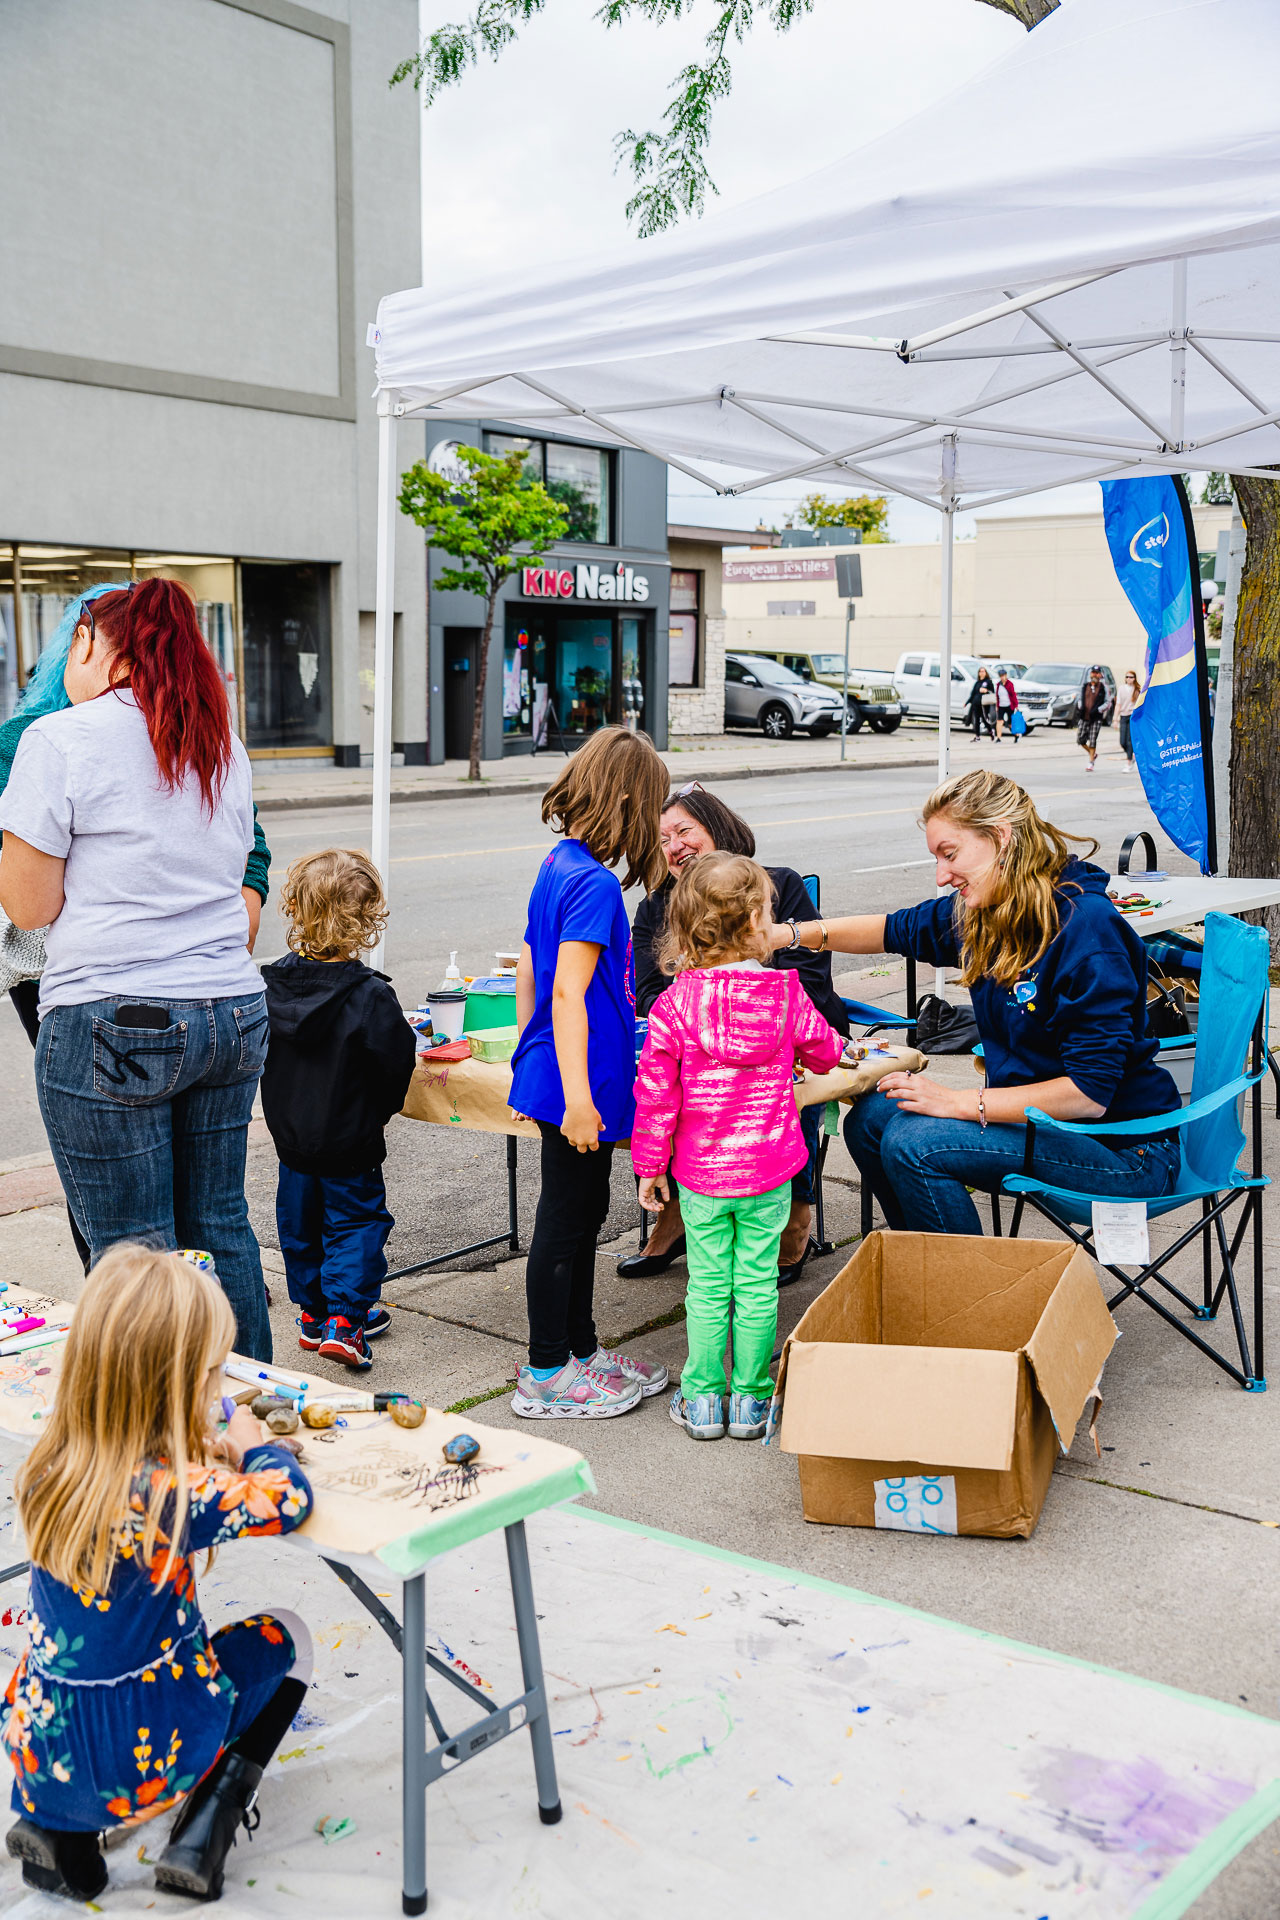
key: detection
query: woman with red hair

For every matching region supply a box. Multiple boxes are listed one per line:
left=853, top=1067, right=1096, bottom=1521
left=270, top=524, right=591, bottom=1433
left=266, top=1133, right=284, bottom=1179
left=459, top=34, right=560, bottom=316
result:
left=0, top=579, right=271, bottom=1358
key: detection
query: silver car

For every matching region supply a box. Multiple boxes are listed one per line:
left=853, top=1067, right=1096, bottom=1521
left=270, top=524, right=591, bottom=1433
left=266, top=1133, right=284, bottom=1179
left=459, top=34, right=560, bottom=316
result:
left=724, top=652, right=845, bottom=739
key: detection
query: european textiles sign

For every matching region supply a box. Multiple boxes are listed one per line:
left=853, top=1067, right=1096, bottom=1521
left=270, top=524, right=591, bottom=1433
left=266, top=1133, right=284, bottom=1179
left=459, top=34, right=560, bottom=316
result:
left=1100, top=476, right=1214, bottom=875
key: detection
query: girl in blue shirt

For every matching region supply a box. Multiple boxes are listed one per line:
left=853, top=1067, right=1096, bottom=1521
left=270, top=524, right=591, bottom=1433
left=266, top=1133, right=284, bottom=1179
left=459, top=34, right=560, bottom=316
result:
left=773, top=770, right=1180, bottom=1234
left=510, top=727, right=671, bottom=1420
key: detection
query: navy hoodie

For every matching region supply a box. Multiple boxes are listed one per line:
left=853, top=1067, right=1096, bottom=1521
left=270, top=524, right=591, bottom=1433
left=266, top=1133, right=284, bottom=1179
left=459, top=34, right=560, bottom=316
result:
left=883, top=859, right=1178, bottom=1124
left=260, top=953, right=417, bottom=1176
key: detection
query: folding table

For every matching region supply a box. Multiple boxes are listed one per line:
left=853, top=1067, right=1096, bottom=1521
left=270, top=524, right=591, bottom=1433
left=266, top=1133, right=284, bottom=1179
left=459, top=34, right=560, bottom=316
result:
left=0, top=1302, right=594, bottom=1916
left=395, top=1049, right=538, bottom=1278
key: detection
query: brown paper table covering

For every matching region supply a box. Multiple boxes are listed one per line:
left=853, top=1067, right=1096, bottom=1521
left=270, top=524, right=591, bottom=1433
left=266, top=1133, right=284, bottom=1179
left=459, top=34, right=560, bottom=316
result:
left=0, top=1288, right=593, bottom=1579
left=401, top=1041, right=928, bottom=1137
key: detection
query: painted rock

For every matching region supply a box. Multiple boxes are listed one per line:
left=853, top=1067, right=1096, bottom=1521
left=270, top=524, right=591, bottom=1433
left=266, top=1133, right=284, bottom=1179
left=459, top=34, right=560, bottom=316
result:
left=443, top=1432, right=480, bottom=1465
left=265, top=1405, right=300, bottom=1435
left=390, top=1399, right=426, bottom=1429
left=251, top=1393, right=289, bottom=1420
left=302, top=1403, right=337, bottom=1429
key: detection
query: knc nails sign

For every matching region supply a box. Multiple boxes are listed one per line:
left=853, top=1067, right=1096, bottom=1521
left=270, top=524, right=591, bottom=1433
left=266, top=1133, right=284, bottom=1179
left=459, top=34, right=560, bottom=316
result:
left=522, top=562, right=650, bottom=603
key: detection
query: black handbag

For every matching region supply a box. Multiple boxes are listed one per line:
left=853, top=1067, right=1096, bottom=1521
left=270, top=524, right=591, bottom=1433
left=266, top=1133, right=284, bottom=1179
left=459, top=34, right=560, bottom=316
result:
left=1146, top=978, right=1192, bottom=1041
left=914, top=992, right=981, bottom=1055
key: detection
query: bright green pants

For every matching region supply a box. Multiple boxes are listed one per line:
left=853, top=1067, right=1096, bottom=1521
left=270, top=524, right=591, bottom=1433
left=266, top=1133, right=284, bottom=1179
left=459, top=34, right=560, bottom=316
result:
left=679, top=1180, right=790, bottom=1399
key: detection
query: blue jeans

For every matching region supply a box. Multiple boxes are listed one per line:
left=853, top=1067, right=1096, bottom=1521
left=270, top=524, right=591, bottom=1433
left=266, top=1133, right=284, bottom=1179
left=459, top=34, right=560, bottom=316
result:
left=36, top=994, right=272, bottom=1359
left=843, top=1088, right=1180, bottom=1235
left=275, top=1165, right=394, bottom=1323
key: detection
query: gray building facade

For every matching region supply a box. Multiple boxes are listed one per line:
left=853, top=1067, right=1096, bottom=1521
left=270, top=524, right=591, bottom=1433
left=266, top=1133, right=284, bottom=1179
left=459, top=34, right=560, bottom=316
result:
left=423, top=419, right=670, bottom=761
left=0, top=0, right=427, bottom=765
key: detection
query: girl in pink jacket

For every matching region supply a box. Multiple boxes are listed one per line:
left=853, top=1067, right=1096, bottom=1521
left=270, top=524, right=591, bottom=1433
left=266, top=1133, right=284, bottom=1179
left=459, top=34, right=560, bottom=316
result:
left=632, top=853, right=844, bottom=1442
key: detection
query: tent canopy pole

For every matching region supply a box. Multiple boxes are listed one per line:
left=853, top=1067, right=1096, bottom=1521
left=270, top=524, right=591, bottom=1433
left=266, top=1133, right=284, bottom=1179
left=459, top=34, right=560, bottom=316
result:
left=370, top=393, right=399, bottom=972
left=934, top=437, right=957, bottom=1001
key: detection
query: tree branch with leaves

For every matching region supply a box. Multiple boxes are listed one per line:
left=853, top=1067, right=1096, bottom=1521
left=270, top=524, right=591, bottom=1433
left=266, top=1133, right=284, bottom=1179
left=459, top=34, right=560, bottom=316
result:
left=398, top=445, right=568, bottom=779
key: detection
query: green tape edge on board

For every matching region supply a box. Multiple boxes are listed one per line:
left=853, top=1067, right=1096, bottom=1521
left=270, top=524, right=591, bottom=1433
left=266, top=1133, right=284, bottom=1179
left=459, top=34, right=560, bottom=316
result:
left=374, top=1459, right=596, bottom=1575
left=570, top=1506, right=1280, bottom=1914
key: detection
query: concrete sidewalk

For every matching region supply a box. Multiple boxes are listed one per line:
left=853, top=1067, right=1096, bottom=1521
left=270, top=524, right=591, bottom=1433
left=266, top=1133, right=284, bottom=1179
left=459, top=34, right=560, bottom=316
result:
left=249, top=723, right=1096, bottom=812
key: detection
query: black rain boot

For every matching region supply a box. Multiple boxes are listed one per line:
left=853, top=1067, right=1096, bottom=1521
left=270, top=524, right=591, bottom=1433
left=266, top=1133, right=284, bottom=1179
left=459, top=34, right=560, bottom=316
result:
left=6, top=1818, right=108, bottom=1900
left=153, top=1751, right=263, bottom=1901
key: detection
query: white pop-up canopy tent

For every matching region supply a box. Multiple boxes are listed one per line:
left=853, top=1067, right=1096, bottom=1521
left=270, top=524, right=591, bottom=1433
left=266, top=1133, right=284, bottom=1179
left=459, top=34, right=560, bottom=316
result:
left=369, top=0, right=1280, bottom=929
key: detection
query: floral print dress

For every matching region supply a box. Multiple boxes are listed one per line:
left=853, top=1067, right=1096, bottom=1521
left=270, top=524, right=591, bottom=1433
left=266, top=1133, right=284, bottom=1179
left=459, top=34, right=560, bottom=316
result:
left=4, top=1442, right=311, bottom=1833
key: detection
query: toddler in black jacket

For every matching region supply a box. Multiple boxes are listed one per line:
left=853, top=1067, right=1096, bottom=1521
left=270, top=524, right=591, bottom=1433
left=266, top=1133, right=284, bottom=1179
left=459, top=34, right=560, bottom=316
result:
left=260, top=849, right=416, bottom=1369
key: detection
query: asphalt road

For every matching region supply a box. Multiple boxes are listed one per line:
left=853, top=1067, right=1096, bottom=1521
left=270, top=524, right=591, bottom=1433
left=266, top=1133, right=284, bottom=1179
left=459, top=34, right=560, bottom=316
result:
left=1, top=731, right=1187, bottom=1272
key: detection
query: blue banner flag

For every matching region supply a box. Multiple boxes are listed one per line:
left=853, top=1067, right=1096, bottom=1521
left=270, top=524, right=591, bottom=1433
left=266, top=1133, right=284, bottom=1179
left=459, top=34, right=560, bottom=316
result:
left=1100, top=476, right=1214, bottom=873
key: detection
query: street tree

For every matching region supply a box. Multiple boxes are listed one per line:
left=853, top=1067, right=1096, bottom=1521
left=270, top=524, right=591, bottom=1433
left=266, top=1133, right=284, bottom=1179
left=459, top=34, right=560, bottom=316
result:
left=792, top=490, right=890, bottom=540
left=399, top=445, right=568, bottom=779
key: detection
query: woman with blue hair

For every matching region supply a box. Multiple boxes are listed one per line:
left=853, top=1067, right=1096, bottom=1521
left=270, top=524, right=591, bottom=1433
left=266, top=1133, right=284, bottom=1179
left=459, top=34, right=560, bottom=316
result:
left=0, top=581, right=272, bottom=1281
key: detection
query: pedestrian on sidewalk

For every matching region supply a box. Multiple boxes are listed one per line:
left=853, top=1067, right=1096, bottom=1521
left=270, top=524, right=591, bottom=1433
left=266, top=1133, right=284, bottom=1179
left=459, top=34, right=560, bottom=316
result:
left=509, top=726, right=670, bottom=1421
left=627, top=781, right=849, bottom=1286
left=0, top=586, right=273, bottom=1274
left=1076, top=664, right=1112, bottom=772
left=1118, top=668, right=1139, bottom=768
left=259, top=849, right=416, bottom=1371
left=996, top=669, right=1021, bottom=743
left=3, top=1247, right=313, bottom=1904
left=633, top=853, right=844, bottom=1441
left=0, top=579, right=273, bottom=1356
left=966, top=667, right=997, bottom=741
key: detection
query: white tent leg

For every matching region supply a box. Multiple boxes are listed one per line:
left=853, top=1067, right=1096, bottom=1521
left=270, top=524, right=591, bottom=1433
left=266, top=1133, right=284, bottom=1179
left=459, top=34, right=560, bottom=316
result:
left=370, top=396, right=399, bottom=971
left=935, top=443, right=957, bottom=1000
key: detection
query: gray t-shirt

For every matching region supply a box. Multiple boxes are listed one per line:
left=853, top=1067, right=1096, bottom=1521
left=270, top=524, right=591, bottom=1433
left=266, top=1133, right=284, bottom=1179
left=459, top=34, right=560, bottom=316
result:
left=0, top=688, right=261, bottom=1013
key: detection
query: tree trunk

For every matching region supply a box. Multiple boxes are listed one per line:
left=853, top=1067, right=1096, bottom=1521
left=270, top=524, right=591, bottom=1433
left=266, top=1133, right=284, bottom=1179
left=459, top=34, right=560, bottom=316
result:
left=973, top=0, right=1060, bottom=24
left=468, top=582, right=501, bottom=780
left=1228, top=476, right=1280, bottom=941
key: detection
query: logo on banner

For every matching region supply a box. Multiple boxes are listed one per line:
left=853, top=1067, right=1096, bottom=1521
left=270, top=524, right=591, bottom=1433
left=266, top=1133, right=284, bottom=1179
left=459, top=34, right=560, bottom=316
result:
left=1129, top=512, right=1170, bottom=568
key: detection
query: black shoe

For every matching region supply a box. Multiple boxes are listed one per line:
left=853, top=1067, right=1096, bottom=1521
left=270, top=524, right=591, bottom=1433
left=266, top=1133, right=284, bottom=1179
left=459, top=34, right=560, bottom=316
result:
left=616, top=1236, right=686, bottom=1278
left=154, top=1751, right=263, bottom=1901
left=776, top=1237, right=815, bottom=1289
left=6, top=1818, right=108, bottom=1901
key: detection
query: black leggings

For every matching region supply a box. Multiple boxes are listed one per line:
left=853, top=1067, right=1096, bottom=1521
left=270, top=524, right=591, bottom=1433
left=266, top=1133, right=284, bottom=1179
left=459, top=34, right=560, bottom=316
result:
left=524, top=1122, right=615, bottom=1368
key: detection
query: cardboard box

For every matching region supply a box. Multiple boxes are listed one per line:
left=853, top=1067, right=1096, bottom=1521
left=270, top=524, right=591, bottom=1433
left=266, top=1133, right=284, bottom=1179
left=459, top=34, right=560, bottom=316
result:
left=772, top=1232, right=1116, bottom=1539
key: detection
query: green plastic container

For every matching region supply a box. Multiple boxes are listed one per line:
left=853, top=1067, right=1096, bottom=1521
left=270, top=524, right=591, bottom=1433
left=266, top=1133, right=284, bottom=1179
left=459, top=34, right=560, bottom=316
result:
left=463, top=979, right=518, bottom=1033
left=468, top=1027, right=519, bottom=1063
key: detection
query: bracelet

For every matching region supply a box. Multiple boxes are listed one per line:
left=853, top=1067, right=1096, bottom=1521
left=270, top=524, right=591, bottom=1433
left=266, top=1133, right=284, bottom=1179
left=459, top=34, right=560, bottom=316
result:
left=818, top=920, right=829, bottom=952
left=783, top=919, right=802, bottom=951
left=977, top=1089, right=987, bottom=1131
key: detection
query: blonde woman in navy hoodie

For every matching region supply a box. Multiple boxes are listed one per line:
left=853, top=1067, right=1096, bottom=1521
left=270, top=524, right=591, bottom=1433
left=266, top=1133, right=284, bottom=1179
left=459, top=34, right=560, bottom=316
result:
left=774, top=770, right=1180, bottom=1235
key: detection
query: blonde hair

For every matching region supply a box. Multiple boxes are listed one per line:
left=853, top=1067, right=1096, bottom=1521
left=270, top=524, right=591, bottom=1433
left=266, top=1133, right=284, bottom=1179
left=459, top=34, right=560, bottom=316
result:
left=281, top=847, right=388, bottom=958
left=541, top=726, right=668, bottom=893
left=16, top=1247, right=235, bottom=1593
left=922, top=770, right=1097, bottom=988
left=658, top=852, right=773, bottom=972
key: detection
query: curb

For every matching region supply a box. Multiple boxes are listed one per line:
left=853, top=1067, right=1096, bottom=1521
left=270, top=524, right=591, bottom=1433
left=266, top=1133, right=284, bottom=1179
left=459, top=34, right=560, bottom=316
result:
left=253, top=753, right=941, bottom=813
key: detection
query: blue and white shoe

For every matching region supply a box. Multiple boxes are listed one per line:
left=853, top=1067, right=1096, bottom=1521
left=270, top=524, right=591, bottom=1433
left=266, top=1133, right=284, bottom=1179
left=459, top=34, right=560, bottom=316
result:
left=363, top=1305, right=393, bottom=1340
left=668, top=1388, right=726, bottom=1440
left=727, top=1392, right=772, bottom=1441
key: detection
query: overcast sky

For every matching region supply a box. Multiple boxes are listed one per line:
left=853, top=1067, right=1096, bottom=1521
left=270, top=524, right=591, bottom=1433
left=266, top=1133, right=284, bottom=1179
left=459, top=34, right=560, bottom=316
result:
left=414, top=0, right=1103, bottom=543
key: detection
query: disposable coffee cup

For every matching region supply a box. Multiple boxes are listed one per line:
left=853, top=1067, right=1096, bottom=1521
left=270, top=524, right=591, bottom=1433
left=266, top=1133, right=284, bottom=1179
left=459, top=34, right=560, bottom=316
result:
left=426, top=990, right=468, bottom=1041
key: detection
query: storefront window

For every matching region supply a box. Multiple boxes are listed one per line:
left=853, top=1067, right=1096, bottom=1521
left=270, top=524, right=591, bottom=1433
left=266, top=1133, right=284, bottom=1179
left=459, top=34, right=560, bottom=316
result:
left=241, top=561, right=333, bottom=751
left=669, top=568, right=701, bottom=686
left=556, top=615, right=613, bottom=734
left=503, top=614, right=549, bottom=740
left=483, top=434, right=612, bottom=543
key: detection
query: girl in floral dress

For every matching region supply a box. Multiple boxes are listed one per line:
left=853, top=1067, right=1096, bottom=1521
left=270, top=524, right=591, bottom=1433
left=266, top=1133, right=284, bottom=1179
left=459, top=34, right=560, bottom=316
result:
left=3, top=1247, right=313, bottom=1902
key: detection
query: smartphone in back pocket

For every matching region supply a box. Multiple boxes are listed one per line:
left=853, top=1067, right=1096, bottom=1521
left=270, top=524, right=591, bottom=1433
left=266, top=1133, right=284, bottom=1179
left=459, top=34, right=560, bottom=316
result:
left=113, top=1004, right=172, bottom=1031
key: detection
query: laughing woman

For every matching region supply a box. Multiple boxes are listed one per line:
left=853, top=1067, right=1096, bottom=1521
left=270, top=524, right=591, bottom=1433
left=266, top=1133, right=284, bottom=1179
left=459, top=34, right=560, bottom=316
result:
left=772, top=770, right=1180, bottom=1234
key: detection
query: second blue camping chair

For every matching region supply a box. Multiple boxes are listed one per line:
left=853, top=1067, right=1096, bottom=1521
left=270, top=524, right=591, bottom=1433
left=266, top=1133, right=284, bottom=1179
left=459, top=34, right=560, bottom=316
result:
left=1003, top=911, right=1270, bottom=1390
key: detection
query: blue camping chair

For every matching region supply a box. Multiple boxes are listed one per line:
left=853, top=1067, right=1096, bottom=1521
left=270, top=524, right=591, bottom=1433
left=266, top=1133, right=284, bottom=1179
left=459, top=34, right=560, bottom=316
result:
left=1003, top=912, right=1270, bottom=1391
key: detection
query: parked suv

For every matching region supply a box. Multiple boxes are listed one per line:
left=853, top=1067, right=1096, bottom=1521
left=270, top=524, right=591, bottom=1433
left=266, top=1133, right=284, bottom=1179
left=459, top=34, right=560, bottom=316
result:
left=724, top=653, right=845, bottom=738
left=1016, top=662, right=1116, bottom=728
left=734, top=645, right=902, bottom=733
left=893, top=653, right=1035, bottom=730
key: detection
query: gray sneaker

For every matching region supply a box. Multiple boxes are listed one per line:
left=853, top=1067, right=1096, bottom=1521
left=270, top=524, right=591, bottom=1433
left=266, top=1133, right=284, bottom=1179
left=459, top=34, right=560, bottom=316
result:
left=668, top=1388, right=727, bottom=1440
left=727, top=1392, right=772, bottom=1440
left=511, top=1358, right=642, bottom=1420
left=584, top=1345, right=669, bottom=1398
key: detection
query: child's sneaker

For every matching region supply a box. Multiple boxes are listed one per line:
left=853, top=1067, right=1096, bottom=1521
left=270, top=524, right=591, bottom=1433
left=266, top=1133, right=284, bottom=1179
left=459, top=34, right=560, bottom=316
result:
left=297, top=1313, right=324, bottom=1351
left=668, top=1388, right=727, bottom=1440
left=511, top=1359, right=641, bottom=1420
left=583, top=1345, right=668, bottom=1397
left=317, top=1315, right=373, bottom=1370
left=727, top=1392, right=772, bottom=1440
left=363, top=1305, right=392, bottom=1340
